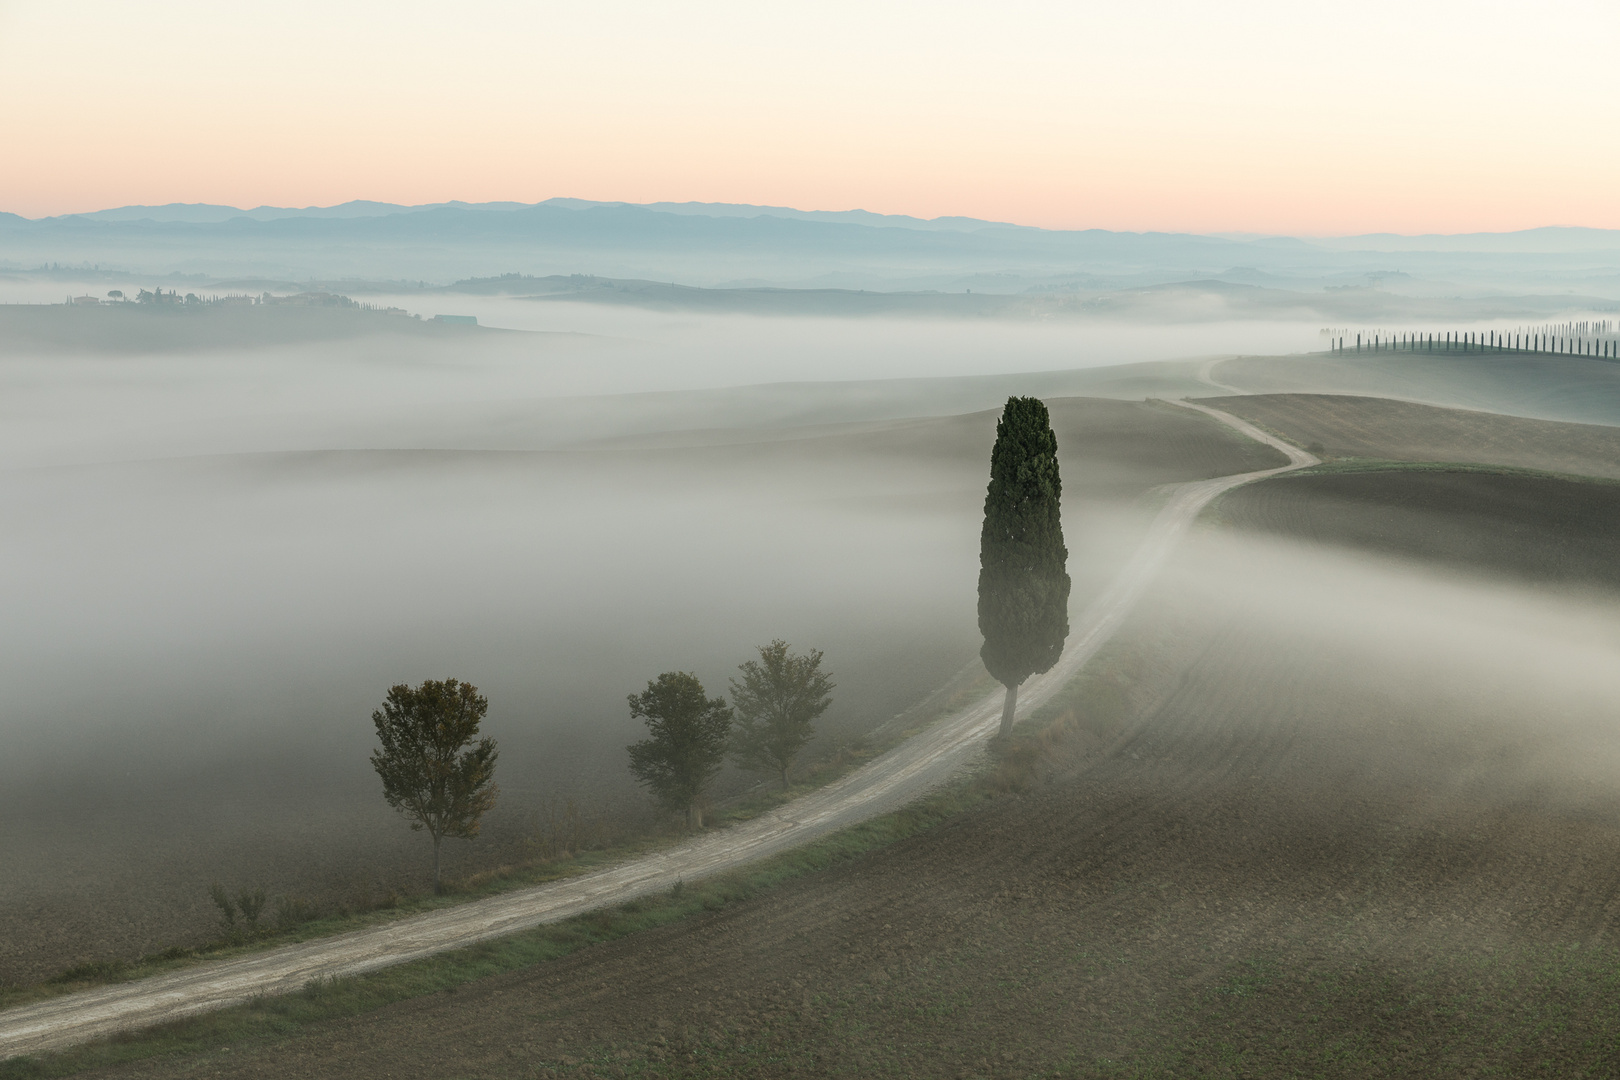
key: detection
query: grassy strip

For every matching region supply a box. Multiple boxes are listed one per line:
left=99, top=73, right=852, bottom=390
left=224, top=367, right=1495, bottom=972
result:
left=0, top=665, right=997, bottom=1018
left=0, top=845, right=650, bottom=1015
left=1292, top=457, right=1620, bottom=486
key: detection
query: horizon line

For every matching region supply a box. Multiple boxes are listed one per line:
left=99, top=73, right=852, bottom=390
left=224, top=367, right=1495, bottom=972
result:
left=3, top=199, right=1612, bottom=241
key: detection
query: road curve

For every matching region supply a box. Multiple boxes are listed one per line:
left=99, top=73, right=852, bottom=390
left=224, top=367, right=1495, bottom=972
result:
left=0, top=402, right=1314, bottom=1061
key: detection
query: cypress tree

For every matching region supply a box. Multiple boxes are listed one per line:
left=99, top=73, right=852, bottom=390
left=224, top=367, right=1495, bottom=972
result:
left=977, top=397, right=1071, bottom=736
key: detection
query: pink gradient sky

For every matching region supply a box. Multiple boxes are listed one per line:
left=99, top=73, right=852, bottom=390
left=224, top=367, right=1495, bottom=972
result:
left=2, top=0, right=1616, bottom=234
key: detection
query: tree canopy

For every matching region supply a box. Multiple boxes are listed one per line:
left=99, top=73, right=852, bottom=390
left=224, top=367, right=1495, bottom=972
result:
left=627, top=671, right=734, bottom=829
left=370, top=678, right=499, bottom=891
left=977, top=396, right=1071, bottom=735
left=729, top=640, right=834, bottom=788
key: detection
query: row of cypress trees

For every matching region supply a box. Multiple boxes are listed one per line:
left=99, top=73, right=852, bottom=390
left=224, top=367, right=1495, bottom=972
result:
left=1332, top=329, right=1619, bottom=358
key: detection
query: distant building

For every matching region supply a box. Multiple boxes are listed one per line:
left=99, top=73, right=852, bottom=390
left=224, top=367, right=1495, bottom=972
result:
left=433, top=314, right=478, bottom=325
left=72, top=295, right=100, bottom=305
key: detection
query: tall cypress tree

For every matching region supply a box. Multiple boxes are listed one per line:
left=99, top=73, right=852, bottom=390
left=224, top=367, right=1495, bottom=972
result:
left=977, top=396, right=1071, bottom=736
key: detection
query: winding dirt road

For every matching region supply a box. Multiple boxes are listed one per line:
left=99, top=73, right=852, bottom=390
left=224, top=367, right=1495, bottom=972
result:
left=0, top=402, right=1313, bottom=1061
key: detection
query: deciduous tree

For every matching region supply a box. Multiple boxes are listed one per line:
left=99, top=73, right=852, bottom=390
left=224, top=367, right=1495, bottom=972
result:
left=370, top=678, right=499, bottom=892
left=978, top=396, right=1071, bottom=736
left=627, top=672, right=733, bottom=829
left=729, top=640, right=834, bottom=788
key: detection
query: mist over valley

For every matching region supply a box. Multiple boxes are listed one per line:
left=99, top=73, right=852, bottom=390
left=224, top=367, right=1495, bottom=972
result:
left=6, top=200, right=1620, bottom=1077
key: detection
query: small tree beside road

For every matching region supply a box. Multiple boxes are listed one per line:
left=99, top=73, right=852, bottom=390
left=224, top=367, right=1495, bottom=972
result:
left=370, top=678, right=499, bottom=892
left=627, top=671, right=733, bottom=829
left=729, top=640, right=834, bottom=788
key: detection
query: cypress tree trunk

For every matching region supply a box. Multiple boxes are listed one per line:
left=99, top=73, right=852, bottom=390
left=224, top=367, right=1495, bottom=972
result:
left=999, top=682, right=1020, bottom=737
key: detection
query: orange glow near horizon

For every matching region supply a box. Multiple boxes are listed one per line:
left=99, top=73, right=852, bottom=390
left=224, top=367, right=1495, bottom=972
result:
left=2, top=0, right=1618, bottom=235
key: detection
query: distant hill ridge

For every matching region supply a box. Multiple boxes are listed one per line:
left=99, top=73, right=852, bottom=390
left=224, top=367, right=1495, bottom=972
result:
left=4, top=200, right=1618, bottom=289
left=18, top=200, right=1620, bottom=253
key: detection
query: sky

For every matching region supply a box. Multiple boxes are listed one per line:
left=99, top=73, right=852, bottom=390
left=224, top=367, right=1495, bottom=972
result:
left=1, top=0, right=1617, bottom=234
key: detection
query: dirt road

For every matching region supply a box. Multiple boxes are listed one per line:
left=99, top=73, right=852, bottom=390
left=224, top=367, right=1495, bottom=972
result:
left=0, top=402, right=1313, bottom=1062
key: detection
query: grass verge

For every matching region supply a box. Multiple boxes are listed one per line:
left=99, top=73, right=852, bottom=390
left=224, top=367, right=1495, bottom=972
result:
left=1292, top=458, right=1620, bottom=486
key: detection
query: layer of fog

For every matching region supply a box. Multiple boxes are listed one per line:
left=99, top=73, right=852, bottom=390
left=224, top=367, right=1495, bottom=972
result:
left=1148, top=532, right=1620, bottom=800
left=0, top=394, right=1170, bottom=980
left=0, top=301, right=1329, bottom=470
left=5, top=289, right=1620, bottom=979
left=7, top=475, right=1620, bottom=978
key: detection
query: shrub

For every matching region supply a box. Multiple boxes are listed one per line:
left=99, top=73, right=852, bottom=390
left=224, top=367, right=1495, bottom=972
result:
left=236, top=888, right=267, bottom=932
left=275, top=895, right=320, bottom=930
left=208, top=882, right=236, bottom=931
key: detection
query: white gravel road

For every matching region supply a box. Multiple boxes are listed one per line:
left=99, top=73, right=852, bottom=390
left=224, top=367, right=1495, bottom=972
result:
left=0, top=401, right=1313, bottom=1061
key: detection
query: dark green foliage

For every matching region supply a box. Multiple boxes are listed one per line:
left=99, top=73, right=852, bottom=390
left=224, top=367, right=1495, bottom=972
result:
left=627, top=672, right=734, bottom=829
left=729, top=640, right=835, bottom=788
left=370, top=679, right=499, bottom=892
left=977, top=397, right=1070, bottom=731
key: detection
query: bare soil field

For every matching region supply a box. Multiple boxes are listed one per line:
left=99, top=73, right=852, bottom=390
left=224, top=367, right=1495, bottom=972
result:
left=1200, top=392, right=1620, bottom=478
left=0, top=397, right=1280, bottom=989
left=65, top=455, right=1620, bottom=1078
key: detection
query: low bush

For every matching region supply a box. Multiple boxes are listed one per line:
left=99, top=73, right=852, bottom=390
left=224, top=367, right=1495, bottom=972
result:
left=274, top=895, right=319, bottom=930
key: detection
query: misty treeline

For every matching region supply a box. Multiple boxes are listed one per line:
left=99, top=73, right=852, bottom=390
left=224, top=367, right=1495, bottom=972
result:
left=1331, top=321, right=1620, bottom=358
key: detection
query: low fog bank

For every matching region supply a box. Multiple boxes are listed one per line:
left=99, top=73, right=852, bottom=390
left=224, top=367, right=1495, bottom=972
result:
left=4, top=392, right=1266, bottom=980
left=0, top=396, right=1248, bottom=804
left=6, top=288, right=1617, bottom=475
left=1128, top=531, right=1620, bottom=810
left=6, top=292, right=1620, bottom=980
left=0, top=301, right=1317, bottom=469
left=6, top=459, right=1619, bottom=980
